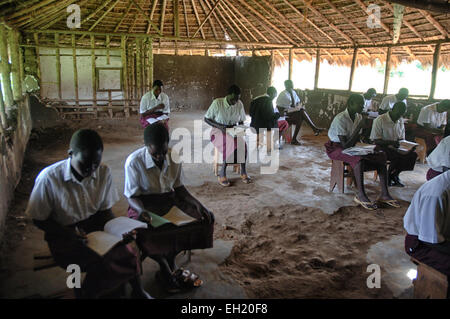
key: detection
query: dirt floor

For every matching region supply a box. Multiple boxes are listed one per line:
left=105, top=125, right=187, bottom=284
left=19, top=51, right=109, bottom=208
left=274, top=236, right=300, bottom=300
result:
left=0, top=111, right=427, bottom=298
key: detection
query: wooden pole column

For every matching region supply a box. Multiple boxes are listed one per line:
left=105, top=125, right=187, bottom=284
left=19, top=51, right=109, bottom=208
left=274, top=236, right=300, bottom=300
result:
left=0, top=79, right=6, bottom=129
left=33, top=33, right=42, bottom=97
left=90, top=35, right=97, bottom=117
left=148, top=39, right=153, bottom=88
left=383, top=47, right=392, bottom=95
left=72, top=34, right=79, bottom=107
left=0, top=25, right=14, bottom=109
left=121, top=36, right=130, bottom=117
left=348, top=47, right=358, bottom=91
left=314, top=49, right=321, bottom=90
left=55, top=33, right=62, bottom=100
left=8, top=30, right=22, bottom=101
left=429, top=43, right=441, bottom=100
left=288, top=49, right=293, bottom=81
left=136, top=38, right=142, bottom=99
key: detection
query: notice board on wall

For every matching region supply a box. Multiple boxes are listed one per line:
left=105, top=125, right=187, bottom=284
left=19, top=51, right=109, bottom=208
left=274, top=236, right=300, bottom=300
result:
left=96, top=67, right=122, bottom=92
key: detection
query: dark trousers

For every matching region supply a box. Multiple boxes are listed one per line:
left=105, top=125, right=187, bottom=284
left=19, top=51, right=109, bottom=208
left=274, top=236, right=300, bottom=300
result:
left=379, top=146, right=417, bottom=176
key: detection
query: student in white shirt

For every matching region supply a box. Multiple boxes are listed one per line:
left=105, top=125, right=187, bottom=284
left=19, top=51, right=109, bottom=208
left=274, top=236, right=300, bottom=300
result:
left=426, top=135, right=450, bottom=181
left=204, top=84, right=251, bottom=187
left=413, top=100, right=450, bottom=155
left=26, top=129, right=151, bottom=299
left=363, top=88, right=377, bottom=113
left=378, top=88, right=408, bottom=114
left=276, top=80, right=324, bottom=145
left=124, top=123, right=214, bottom=293
left=404, top=170, right=450, bottom=277
left=370, top=102, right=417, bottom=187
left=139, top=80, right=170, bottom=130
left=325, top=94, right=399, bottom=211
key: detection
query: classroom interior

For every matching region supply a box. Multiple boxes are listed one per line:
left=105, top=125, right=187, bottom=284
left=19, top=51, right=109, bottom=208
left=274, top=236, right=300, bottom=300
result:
left=0, top=0, right=449, bottom=299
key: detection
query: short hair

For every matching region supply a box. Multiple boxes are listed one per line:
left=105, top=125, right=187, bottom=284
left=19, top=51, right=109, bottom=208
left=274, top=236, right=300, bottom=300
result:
left=392, top=101, right=406, bottom=114
left=367, top=88, right=376, bottom=95
left=284, top=80, right=293, bottom=87
left=347, top=93, right=364, bottom=107
left=153, top=80, right=163, bottom=88
left=70, top=129, right=103, bottom=154
left=144, top=122, right=169, bottom=146
left=398, top=88, right=409, bottom=95
left=267, top=86, right=277, bottom=96
left=439, top=99, right=450, bottom=110
left=227, top=84, right=241, bottom=96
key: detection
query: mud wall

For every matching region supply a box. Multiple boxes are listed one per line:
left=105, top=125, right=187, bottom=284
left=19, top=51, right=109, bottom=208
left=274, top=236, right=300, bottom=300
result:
left=0, top=96, right=32, bottom=241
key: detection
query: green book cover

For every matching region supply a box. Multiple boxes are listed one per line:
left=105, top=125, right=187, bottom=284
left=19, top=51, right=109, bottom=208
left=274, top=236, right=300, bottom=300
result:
left=148, top=212, right=171, bottom=228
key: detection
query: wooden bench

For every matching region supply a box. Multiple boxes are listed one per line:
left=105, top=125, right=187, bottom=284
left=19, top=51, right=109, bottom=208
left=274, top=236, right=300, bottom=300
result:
left=329, top=160, right=354, bottom=193
left=415, top=137, right=427, bottom=164
left=213, top=147, right=240, bottom=176
left=410, top=257, right=449, bottom=299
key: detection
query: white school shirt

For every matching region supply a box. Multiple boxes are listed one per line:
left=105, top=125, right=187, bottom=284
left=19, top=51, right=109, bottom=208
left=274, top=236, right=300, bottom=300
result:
left=417, top=103, right=447, bottom=129
left=427, top=135, right=450, bottom=173
left=363, top=98, right=374, bottom=113
left=403, top=170, right=450, bottom=244
left=276, top=89, right=301, bottom=109
left=25, top=159, right=119, bottom=226
left=370, top=112, right=405, bottom=142
left=379, top=95, right=407, bottom=111
left=140, top=91, right=170, bottom=114
left=124, top=147, right=184, bottom=198
left=328, top=108, right=363, bottom=143
left=205, top=97, right=247, bottom=126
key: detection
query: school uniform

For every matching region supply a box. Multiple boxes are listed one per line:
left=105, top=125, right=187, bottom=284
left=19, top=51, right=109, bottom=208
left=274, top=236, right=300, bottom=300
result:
left=124, top=147, right=214, bottom=257
left=205, top=97, right=247, bottom=163
left=249, top=94, right=289, bottom=140
left=404, top=171, right=450, bottom=276
left=26, top=159, right=139, bottom=297
left=378, top=95, right=407, bottom=112
left=370, top=112, right=417, bottom=175
left=139, top=91, right=170, bottom=129
left=414, top=103, right=446, bottom=153
left=426, top=135, right=450, bottom=180
left=325, top=109, right=386, bottom=169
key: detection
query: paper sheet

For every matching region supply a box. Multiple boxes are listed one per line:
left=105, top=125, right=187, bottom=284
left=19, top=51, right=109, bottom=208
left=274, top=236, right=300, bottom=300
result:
left=104, top=216, right=147, bottom=238
left=86, top=231, right=122, bottom=256
left=146, top=114, right=169, bottom=125
left=162, top=206, right=197, bottom=226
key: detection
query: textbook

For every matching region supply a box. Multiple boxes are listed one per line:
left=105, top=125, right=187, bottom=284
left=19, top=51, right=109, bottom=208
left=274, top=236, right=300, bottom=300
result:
left=148, top=206, right=198, bottom=228
left=226, top=125, right=248, bottom=138
left=86, top=217, right=147, bottom=256
left=286, top=106, right=302, bottom=113
left=398, top=140, right=419, bottom=152
left=146, top=114, right=169, bottom=125
left=342, top=144, right=376, bottom=156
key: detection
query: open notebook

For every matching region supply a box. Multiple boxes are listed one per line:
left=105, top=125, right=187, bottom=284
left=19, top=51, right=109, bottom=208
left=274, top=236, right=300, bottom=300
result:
left=148, top=206, right=198, bottom=228
left=342, top=144, right=376, bottom=156
left=86, top=217, right=147, bottom=256
left=146, top=114, right=169, bottom=125
left=226, top=125, right=248, bottom=138
left=399, top=140, right=419, bottom=152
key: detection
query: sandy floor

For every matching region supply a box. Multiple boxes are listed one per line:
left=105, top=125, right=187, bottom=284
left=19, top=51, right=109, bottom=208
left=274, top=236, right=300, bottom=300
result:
left=0, top=111, right=427, bottom=298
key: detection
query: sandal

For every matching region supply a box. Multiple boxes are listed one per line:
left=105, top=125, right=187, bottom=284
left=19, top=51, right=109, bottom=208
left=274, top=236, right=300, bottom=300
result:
left=155, top=271, right=182, bottom=294
left=377, top=198, right=401, bottom=208
left=353, top=196, right=378, bottom=211
left=218, top=176, right=230, bottom=187
left=173, top=268, right=203, bottom=289
left=241, top=174, right=252, bottom=184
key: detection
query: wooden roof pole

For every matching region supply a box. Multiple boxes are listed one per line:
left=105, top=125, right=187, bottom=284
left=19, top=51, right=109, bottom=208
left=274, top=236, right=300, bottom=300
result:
left=130, top=0, right=162, bottom=35
left=419, top=10, right=449, bottom=38
left=388, top=0, right=450, bottom=13
left=221, top=1, right=257, bottom=42
left=383, top=47, right=392, bottom=94
left=7, top=0, right=58, bottom=20
left=114, top=0, right=134, bottom=32
left=15, top=0, right=78, bottom=28
left=160, top=0, right=167, bottom=35
left=314, top=49, right=321, bottom=90
left=146, top=0, right=159, bottom=34
left=384, top=3, right=424, bottom=41
left=192, top=0, right=222, bottom=38
left=80, top=0, right=122, bottom=40
left=353, top=0, right=393, bottom=37
left=227, top=1, right=270, bottom=43
left=202, top=0, right=227, bottom=41
left=182, top=0, right=190, bottom=37
left=214, top=3, right=243, bottom=41
left=191, top=0, right=205, bottom=39
left=217, top=2, right=249, bottom=42
left=429, top=43, right=441, bottom=100
left=41, top=0, right=89, bottom=30
left=348, top=47, right=358, bottom=91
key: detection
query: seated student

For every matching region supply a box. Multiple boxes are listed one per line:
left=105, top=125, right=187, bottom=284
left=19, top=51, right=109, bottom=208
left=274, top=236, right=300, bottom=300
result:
left=26, top=129, right=151, bottom=299
left=378, top=88, right=409, bottom=115
left=204, top=84, right=252, bottom=187
left=426, top=135, right=450, bottom=181
left=250, top=86, right=290, bottom=149
left=404, top=170, right=450, bottom=277
left=276, top=80, right=324, bottom=145
left=325, top=94, right=400, bottom=211
left=139, top=80, right=170, bottom=130
left=363, top=88, right=377, bottom=113
left=414, top=100, right=450, bottom=155
left=124, top=123, right=215, bottom=293
left=370, top=102, right=417, bottom=187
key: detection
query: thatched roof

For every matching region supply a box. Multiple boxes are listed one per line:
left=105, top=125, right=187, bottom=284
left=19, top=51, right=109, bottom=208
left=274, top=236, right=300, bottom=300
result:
left=1, top=0, right=449, bottom=67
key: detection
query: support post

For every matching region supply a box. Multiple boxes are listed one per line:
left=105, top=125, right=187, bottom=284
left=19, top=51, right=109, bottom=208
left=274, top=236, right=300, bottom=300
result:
left=33, top=33, right=42, bottom=97
left=429, top=43, right=441, bottom=100
left=0, top=79, right=7, bottom=128
left=121, top=36, right=129, bottom=117
left=90, top=35, right=97, bottom=117
left=383, top=47, right=392, bottom=94
left=288, top=48, right=293, bottom=81
left=72, top=34, right=79, bottom=107
left=314, top=49, right=321, bottom=90
left=0, top=25, right=14, bottom=108
left=136, top=38, right=142, bottom=99
left=348, top=47, right=358, bottom=91
left=55, top=33, right=62, bottom=99
left=8, top=30, right=22, bottom=101
left=148, top=39, right=153, bottom=88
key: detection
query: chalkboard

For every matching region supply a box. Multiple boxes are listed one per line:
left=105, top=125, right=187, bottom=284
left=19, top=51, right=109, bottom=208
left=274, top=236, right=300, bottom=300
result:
left=96, top=67, right=122, bottom=92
